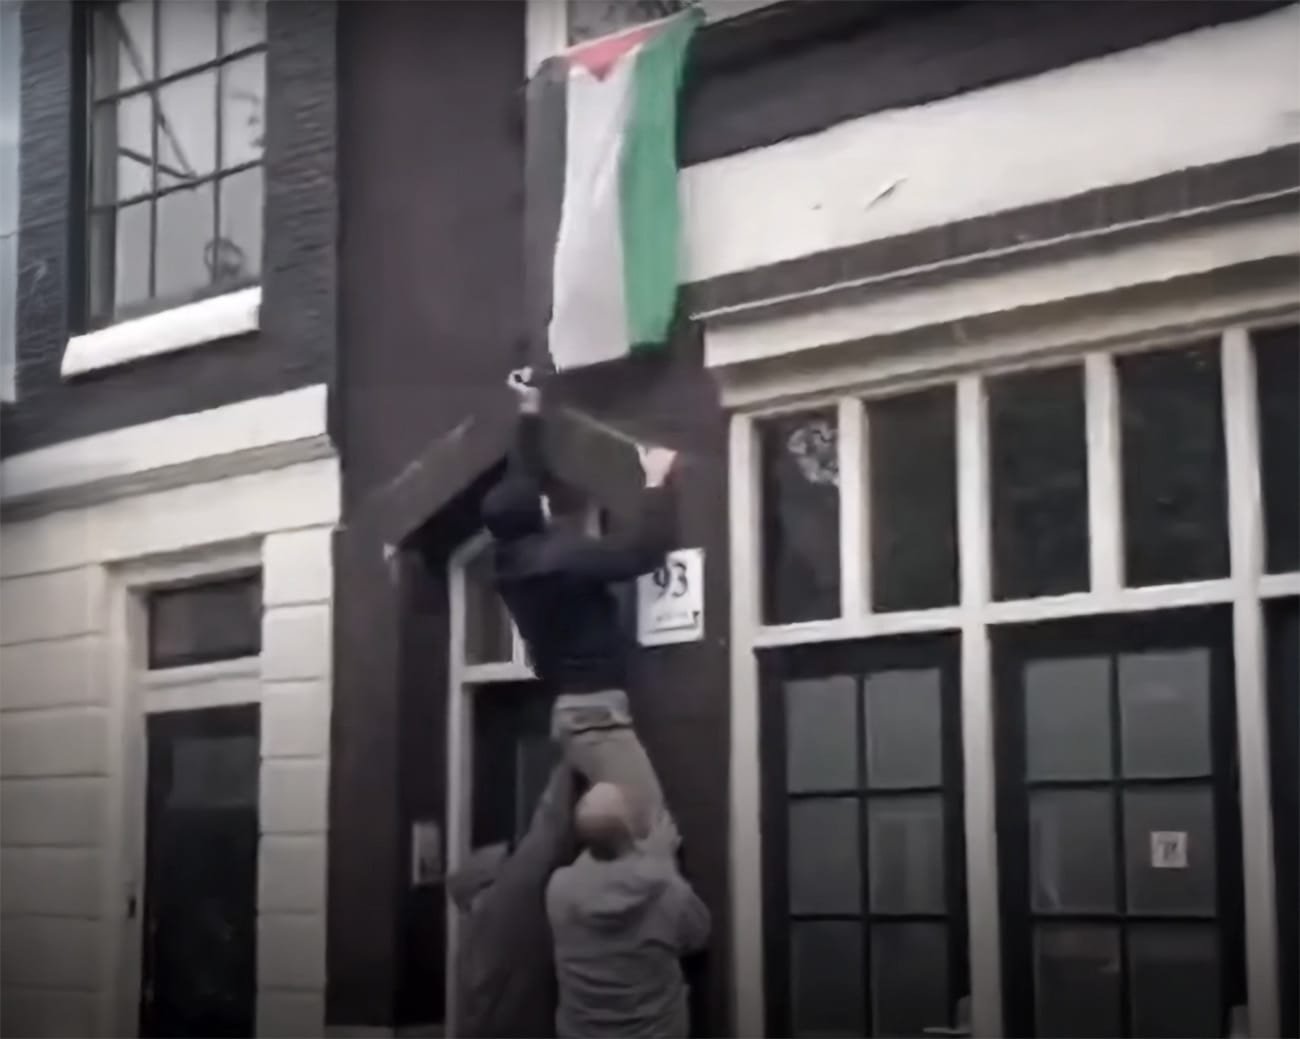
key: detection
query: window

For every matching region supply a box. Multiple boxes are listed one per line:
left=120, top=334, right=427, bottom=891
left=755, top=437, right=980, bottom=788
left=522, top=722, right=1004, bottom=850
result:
left=88, top=0, right=265, bottom=326
left=146, top=571, right=263, bottom=669
left=0, top=0, right=19, bottom=401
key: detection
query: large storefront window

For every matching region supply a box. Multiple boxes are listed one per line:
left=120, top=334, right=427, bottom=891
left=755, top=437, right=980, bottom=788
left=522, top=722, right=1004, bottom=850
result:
left=744, top=323, right=1298, bottom=1037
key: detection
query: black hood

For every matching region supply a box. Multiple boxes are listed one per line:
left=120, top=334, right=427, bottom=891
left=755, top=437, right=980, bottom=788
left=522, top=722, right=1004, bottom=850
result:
left=482, top=475, right=545, bottom=541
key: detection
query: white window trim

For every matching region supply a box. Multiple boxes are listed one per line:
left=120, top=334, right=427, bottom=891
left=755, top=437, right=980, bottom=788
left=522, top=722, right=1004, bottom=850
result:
left=61, top=285, right=262, bottom=378
left=725, top=298, right=1298, bottom=1036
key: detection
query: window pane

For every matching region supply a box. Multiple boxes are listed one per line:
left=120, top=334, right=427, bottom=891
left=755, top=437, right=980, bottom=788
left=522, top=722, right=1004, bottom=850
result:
left=989, top=365, right=1090, bottom=600
left=155, top=182, right=215, bottom=300
left=220, top=52, right=266, bottom=168
left=222, top=0, right=267, bottom=55
left=99, top=202, right=152, bottom=311
left=216, top=167, right=262, bottom=284
left=159, top=0, right=218, bottom=77
left=864, top=668, right=942, bottom=789
left=94, top=94, right=153, bottom=204
left=786, top=676, right=858, bottom=794
left=1119, top=344, right=1229, bottom=586
left=566, top=0, right=684, bottom=44
left=169, top=734, right=259, bottom=808
left=1024, top=656, right=1112, bottom=781
left=1033, top=924, right=1123, bottom=1038
left=156, top=71, right=218, bottom=188
left=97, top=1, right=155, bottom=96
left=759, top=410, right=841, bottom=625
left=1030, top=789, right=1117, bottom=913
left=869, top=387, right=958, bottom=611
left=1123, top=785, right=1216, bottom=915
left=464, top=549, right=513, bottom=666
left=789, top=798, right=860, bottom=915
left=1254, top=326, right=1299, bottom=574
left=1118, top=648, right=1212, bottom=779
left=868, top=794, right=945, bottom=913
left=147, top=573, right=262, bottom=669
left=790, top=921, right=864, bottom=1037
left=871, top=923, right=950, bottom=1038
left=1128, top=924, right=1221, bottom=1039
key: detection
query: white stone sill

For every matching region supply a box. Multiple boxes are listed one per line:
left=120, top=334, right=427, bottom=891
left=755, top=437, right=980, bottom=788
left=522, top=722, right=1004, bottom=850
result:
left=61, top=285, right=261, bottom=377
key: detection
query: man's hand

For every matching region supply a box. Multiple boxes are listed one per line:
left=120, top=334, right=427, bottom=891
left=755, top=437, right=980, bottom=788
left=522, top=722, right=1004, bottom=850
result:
left=637, top=445, right=678, bottom=488
left=507, top=367, right=541, bottom=415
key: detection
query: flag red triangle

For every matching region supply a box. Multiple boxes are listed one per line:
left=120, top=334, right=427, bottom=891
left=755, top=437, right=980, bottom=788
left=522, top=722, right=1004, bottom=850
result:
left=566, top=20, right=661, bottom=80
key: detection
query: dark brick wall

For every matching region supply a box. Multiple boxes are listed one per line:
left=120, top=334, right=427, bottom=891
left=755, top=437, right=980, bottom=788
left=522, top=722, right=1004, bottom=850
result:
left=1, top=0, right=337, bottom=457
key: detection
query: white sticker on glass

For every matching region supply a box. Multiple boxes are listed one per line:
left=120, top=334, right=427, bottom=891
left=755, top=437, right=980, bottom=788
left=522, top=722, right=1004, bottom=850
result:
left=1150, top=829, right=1189, bottom=870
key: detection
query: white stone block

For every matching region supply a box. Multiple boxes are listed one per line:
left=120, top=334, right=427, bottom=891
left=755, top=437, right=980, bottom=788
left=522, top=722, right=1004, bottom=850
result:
left=0, top=779, right=105, bottom=847
left=0, top=710, right=108, bottom=778
left=257, top=913, right=326, bottom=990
left=0, top=636, right=105, bottom=713
left=0, top=509, right=93, bottom=580
left=0, top=848, right=101, bottom=917
left=261, top=605, right=331, bottom=683
left=0, top=568, right=106, bottom=646
left=257, top=989, right=326, bottom=1038
left=0, top=916, right=100, bottom=989
left=264, top=527, right=333, bottom=607
left=261, top=759, right=328, bottom=834
left=0, top=987, right=98, bottom=1038
left=259, top=835, right=327, bottom=915
left=262, top=681, right=330, bottom=759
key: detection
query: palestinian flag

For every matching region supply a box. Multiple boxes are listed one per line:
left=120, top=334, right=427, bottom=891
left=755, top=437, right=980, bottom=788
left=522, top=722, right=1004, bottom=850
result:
left=528, top=9, right=701, bottom=372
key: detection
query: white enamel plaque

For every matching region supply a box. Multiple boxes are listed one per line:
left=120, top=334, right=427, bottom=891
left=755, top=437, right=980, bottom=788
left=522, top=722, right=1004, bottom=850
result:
left=637, top=548, right=704, bottom=647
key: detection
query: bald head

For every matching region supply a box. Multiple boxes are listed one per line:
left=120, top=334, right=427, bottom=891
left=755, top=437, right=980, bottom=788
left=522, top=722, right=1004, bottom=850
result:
left=576, top=782, right=635, bottom=860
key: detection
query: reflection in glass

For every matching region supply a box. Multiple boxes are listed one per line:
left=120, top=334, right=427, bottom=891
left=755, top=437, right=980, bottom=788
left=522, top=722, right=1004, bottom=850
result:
left=789, top=798, right=860, bottom=915
left=1030, top=789, right=1116, bottom=913
left=464, top=548, right=514, bottom=665
left=790, top=920, right=865, bottom=1037
left=786, top=676, right=858, bottom=794
left=869, top=387, right=959, bottom=611
left=155, top=182, right=216, bottom=300
left=1118, top=648, right=1211, bottom=779
left=864, top=668, right=942, bottom=789
left=868, top=794, right=946, bottom=913
left=1033, top=924, right=1123, bottom=1038
left=1024, top=656, right=1112, bottom=781
left=1128, top=924, right=1221, bottom=1038
left=216, top=167, right=263, bottom=284
left=1119, top=344, right=1229, bottom=586
left=1254, top=327, right=1299, bottom=575
left=759, top=410, right=841, bottom=624
left=170, top=735, right=259, bottom=807
left=157, top=72, right=219, bottom=185
left=159, top=0, right=219, bottom=77
left=1123, top=785, right=1216, bottom=916
left=989, top=365, right=1090, bottom=600
left=871, top=923, right=950, bottom=1038
left=221, top=53, right=266, bottom=167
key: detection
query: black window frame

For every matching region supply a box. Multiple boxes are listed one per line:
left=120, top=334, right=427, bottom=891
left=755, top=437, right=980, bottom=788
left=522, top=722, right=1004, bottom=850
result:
left=82, top=0, right=267, bottom=330
left=759, top=632, right=969, bottom=1038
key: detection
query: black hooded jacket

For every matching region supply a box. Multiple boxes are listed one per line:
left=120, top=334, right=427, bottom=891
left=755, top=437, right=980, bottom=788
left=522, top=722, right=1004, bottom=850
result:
left=482, top=413, right=674, bottom=693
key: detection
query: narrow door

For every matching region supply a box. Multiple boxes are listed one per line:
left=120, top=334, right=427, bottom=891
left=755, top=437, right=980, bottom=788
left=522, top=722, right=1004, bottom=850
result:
left=760, top=634, right=970, bottom=1038
left=140, top=706, right=259, bottom=1038
left=995, top=607, right=1245, bottom=1038
left=471, top=682, right=560, bottom=850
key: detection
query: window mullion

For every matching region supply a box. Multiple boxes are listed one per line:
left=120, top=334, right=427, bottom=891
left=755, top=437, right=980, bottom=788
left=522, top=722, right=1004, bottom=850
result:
left=1221, top=325, right=1281, bottom=1038
left=147, top=0, right=161, bottom=300
left=1085, top=352, right=1123, bottom=599
left=838, top=397, right=868, bottom=619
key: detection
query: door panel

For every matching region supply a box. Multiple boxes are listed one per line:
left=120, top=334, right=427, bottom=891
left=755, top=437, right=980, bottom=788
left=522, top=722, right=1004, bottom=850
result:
left=761, top=634, right=969, bottom=1038
left=995, top=607, right=1244, bottom=1038
left=140, top=706, right=259, bottom=1038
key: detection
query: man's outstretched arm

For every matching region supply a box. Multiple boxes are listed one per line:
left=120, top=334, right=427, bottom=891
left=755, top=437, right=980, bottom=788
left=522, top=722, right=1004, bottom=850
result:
left=504, top=367, right=545, bottom=484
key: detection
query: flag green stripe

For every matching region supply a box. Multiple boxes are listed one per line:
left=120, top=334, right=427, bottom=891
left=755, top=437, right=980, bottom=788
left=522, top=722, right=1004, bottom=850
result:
left=619, top=9, right=700, bottom=351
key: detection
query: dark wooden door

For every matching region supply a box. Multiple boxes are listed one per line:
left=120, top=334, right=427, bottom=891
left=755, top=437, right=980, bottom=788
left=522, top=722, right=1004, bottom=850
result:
left=140, top=706, right=259, bottom=1038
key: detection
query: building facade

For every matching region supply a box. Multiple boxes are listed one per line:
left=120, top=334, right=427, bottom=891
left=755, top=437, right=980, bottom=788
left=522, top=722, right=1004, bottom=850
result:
left=0, top=1, right=339, bottom=1035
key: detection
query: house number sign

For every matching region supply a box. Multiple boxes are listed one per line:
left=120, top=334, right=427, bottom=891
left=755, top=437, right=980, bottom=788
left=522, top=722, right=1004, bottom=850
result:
left=637, top=548, right=704, bottom=646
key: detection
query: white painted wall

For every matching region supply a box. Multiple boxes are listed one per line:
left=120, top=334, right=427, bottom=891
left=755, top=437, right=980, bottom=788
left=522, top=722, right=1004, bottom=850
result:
left=0, top=390, right=338, bottom=1038
left=682, top=5, right=1300, bottom=282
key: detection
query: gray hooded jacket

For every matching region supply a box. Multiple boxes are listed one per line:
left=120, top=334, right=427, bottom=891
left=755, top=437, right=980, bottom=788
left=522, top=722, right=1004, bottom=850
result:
left=546, top=849, right=711, bottom=1038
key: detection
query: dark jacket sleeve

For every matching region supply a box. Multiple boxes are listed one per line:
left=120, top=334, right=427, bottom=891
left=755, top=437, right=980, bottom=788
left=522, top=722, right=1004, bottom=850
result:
left=551, top=484, right=676, bottom=582
left=507, top=411, right=545, bottom=485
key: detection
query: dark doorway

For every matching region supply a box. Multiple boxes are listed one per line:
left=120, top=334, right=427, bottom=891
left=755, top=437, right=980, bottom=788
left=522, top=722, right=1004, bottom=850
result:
left=471, top=681, right=560, bottom=850
left=759, top=634, right=969, bottom=1038
left=140, top=705, right=260, bottom=1038
left=1266, top=598, right=1298, bottom=1039
left=994, top=607, right=1245, bottom=1038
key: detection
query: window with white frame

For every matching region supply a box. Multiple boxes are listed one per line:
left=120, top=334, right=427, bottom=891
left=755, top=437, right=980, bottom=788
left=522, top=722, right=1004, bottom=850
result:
left=87, top=0, right=265, bottom=327
left=0, top=0, right=20, bottom=401
left=748, top=322, right=1299, bottom=1037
